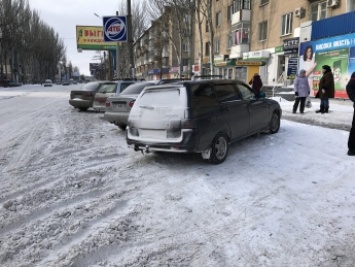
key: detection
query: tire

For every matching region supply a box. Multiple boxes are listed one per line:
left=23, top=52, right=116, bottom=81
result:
left=117, top=124, right=127, bottom=131
left=269, top=112, right=280, bottom=134
left=208, top=133, right=229, bottom=164
left=79, top=107, right=88, bottom=111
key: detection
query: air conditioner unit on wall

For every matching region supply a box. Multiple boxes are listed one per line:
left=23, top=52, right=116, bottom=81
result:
left=294, top=7, right=305, bottom=18
left=327, top=0, right=339, bottom=8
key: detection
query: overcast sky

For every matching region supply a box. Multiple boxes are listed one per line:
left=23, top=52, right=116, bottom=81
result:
left=28, top=0, right=124, bottom=76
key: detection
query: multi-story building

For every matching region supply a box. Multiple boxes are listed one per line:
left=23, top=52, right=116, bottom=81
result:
left=135, top=0, right=355, bottom=98
left=134, top=6, right=192, bottom=80
left=191, top=0, right=355, bottom=99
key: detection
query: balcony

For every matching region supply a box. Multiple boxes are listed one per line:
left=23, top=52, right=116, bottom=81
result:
left=229, top=44, right=249, bottom=59
left=231, top=9, right=251, bottom=25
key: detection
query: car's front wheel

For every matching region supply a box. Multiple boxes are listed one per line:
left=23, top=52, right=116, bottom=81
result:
left=207, top=133, right=229, bottom=164
left=269, top=112, right=280, bottom=134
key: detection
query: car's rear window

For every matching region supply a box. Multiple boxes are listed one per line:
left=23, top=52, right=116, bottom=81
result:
left=98, top=83, right=117, bottom=93
left=81, top=82, right=100, bottom=91
left=120, top=82, right=156, bottom=95
left=139, top=88, right=183, bottom=106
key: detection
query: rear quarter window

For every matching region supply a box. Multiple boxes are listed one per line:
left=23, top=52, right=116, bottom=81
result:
left=190, top=84, right=218, bottom=108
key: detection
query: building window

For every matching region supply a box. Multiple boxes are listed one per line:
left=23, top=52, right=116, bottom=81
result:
left=281, top=13, right=293, bottom=36
left=311, top=1, right=327, bottom=21
left=234, top=22, right=250, bottom=44
left=228, top=5, right=233, bottom=21
left=216, top=11, right=221, bottom=27
left=260, top=0, right=269, bottom=5
left=242, top=0, right=251, bottom=9
left=259, top=21, right=267, bottom=41
left=205, top=42, right=210, bottom=56
left=182, top=58, right=189, bottom=66
left=215, top=38, right=220, bottom=53
left=227, top=34, right=233, bottom=48
left=182, top=43, right=189, bottom=52
left=350, top=0, right=355, bottom=11
left=206, top=21, right=209, bottom=32
left=233, top=0, right=240, bottom=12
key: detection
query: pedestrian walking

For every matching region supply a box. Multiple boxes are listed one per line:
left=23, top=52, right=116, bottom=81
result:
left=346, top=71, right=355, bottom=156
left=249, top=73, right=263, bottom=97
left=316, top=65, right=335, bottom=114
left=292, top=69, right=310, bottom=114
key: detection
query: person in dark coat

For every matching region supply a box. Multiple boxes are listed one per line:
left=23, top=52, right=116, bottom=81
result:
left=316, top=65, right=335, bottom=114
left=346, top=71, right=355, bottom=156
left=249, top=73, right=263, bottom=96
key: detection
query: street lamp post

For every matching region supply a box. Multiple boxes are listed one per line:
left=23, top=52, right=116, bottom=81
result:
left=127, top=0, right=134, bottom=78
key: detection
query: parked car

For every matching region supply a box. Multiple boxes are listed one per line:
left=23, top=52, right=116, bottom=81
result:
left=93, top=80, right=136, bottom=112
left=126, top=79, right=282, bottom=164
left=69, top=81, right=104, bottom=111
left=62, top=80, right=70, bottom=86
left=43, top=79, right=53, bottom=87
left=103, top=81, right=159, bottom=130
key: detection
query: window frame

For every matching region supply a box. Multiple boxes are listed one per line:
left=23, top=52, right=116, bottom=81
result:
left=260, top=0, right=269, bottom=5
left=311, top=1, right=328, bottom=21
left=215, top=38, right=220, bottom=53
left=216, top=11, right=222, bottom=27
left=258, top=21, right=268, bottom=41
left=281, top=12, right=293, bottom=36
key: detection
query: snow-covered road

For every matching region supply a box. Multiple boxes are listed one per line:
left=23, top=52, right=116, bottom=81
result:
left=1, top=84, right=355, bottom=267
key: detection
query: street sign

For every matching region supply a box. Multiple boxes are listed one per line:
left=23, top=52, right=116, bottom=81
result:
left=103, top=16, right=127, bottom=42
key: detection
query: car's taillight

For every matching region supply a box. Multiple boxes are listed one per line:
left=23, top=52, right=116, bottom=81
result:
left=129, top=100, right=135, bottom=108
left=105, top=100, right=110, bottom=107
left=182, top=120, right=196, bottom=129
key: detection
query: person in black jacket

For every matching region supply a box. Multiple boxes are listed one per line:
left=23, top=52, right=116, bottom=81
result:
left=346, top=71, right=355, bottom=156
left=249, top=73, right=263, bottom=97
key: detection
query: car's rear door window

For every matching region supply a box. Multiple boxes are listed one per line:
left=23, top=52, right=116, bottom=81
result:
left=214, top=83, right=241, bottom=102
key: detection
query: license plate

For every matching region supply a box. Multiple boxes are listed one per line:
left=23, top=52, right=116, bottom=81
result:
left=139, top=129, right=166, bottom=138
left=113, top=104, right=123, bottom=108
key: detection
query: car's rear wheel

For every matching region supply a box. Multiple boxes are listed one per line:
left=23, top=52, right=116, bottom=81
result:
left=208, top=133, right=229, bottom=164
left=269, top=112, right=280, bottom=134
left=79, top=107, right=88, bottom=111
left=117, top=124, right=127, bottom=131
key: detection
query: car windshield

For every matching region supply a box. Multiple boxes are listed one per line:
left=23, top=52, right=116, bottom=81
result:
left=81, top=82, right=100, bottom=91
left=98, top=83, right=117, bottom=93
left=120, top=82, right=156, bottom=95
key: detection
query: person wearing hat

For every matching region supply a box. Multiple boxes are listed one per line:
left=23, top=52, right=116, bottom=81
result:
left=316, top=65, right=335, bottom=113
left=292, top=69, right=310, bottom=114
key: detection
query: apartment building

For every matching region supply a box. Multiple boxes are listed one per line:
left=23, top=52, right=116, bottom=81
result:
left=134, top=6, right=191, bottom=80
left=134, top=0, right=355, bottom=98
left=192, top=0, right=355, bottom=98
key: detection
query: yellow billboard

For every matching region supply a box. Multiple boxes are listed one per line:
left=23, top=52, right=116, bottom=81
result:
left=76, top=25, right=117, bottom=51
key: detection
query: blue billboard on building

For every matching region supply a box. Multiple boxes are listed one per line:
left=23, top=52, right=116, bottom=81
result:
left=299, top=32, right=355, bottom=98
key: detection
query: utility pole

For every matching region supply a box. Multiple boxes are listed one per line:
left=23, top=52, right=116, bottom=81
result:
left=127, top=0, right=134, bottom=78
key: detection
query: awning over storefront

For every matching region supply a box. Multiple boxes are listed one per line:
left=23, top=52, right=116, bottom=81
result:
left=214, top=59, right=236, bottom=67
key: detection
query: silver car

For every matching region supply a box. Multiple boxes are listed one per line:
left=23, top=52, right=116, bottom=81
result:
left=104, top=81, right=158, bottom=130
left=93, top=80, right=136, bottom=112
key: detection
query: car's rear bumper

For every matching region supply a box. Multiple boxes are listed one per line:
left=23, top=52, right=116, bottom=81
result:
left=69, top=99, right=92, bottom=108
left=103, top=111, right=128, bottom=125
left=126, top=128, right=199, bottom=153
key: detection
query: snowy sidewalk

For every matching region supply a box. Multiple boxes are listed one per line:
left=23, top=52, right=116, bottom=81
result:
left=275, top=97, right=354, bottom=131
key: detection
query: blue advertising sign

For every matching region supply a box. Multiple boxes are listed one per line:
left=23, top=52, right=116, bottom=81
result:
left=103, top=16, right=127, bottom=42
left=299, top=32, right=355, bottom=98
